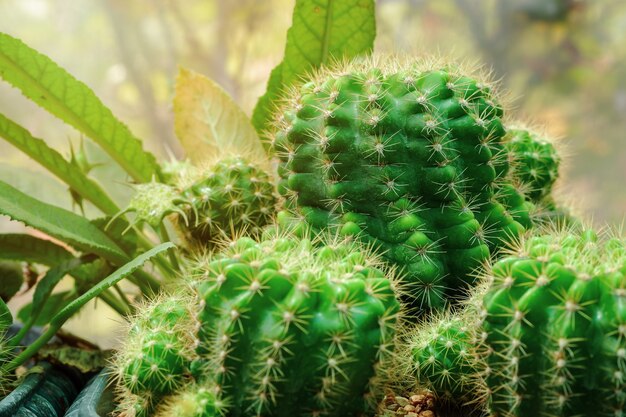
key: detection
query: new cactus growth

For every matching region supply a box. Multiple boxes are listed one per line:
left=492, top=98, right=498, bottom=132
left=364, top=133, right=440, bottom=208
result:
left=505, top=127, right=560, bottom=203
left=114, top=233, right=402, bottom=417
left=177, top=156, right=278, bottom=246
left=271, top=57, right=533, bottom=312
left=403, top=310, right=483, bottom=411
left=482, top=228, right=626, bottom=417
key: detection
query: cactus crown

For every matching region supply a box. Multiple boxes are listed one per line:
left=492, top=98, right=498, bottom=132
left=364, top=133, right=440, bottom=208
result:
left=271, top=55, right=533, bottom=313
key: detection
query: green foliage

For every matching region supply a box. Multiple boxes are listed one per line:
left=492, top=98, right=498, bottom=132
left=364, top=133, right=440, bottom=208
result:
left=0, top=234, right=73, bottom=266
left=0, top=32, right=160, bottom=183
left=114, top=234, right=401, bottom=417
left=0, top=113, right=119, bottom=215
left=273, top=57, right=534, bottom=313
left=252, top=0, right=377, bottom=136
left=0, top=180, right=127, bottom=265
left=0, top=261, right=23, bottom=302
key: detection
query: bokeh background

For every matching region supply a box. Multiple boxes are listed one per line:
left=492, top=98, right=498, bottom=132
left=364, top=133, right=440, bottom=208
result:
left=0, top=0, right=624, bottom=346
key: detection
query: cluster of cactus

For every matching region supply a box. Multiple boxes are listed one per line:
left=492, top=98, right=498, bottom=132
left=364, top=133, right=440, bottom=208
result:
left=119, top=155, right=277, bottom=248
left=401, top=227, right=626, bottom=416
left=271, top=58, right=544, bottom=312
left=113, top=233, right=401, bottom=417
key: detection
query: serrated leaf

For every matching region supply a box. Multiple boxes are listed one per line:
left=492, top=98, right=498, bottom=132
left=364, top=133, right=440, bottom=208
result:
left=17, top=291, right=74, bottom=326
left=0, top=234, right=74, bottom=266
left=27, top=259, right=81, bottom=325
left=252, top=0, right=376, bottom=135
left=0, top=180, right=127, bottom=265
left=91, top=217, right=138, bottom=257
left=0, top=32, right=159, bottom=183
left=51, top=242, right=175, bottom=327
left=0, top=113, right=120, bottom=215
left=174, top=67, right=266, bottom=164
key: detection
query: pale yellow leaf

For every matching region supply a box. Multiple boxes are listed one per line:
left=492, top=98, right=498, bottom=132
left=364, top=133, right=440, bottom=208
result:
left=173, top=67, right=266, bottom=165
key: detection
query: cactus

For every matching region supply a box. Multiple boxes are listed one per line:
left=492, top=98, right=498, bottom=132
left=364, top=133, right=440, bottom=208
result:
left=505, top=127, right=560, bottom=204
left=176, top=156, right=278, bottom=247
left=113, top=293, right=196, bottom=416
left=114, top=233, right=402, bottom=417
left=403, top=312, right=483, bottom=412
left=482, top=228, right=626, bottom=417
left=400, top=228, right=626, bottom=416
left=271, top=57, right=534, bottom=312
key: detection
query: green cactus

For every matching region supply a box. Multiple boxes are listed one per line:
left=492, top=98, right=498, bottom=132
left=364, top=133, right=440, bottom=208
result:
left=0, top=261, right=23, bottom=302
left=114, top=233, right=402, bottom=417
left=177, top=156, right=278, bottom=247
left=271, top=57, right=533, bottom=312
left=114, top=293, right=196, bottom=415
left=482, top=228, right=626, bottom=417
left=505, top=127, right=560, bottom=204
left=403, top=312, right=483, bottom=411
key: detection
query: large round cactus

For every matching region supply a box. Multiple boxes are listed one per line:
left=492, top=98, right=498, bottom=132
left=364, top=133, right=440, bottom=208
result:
left=271, top=57, right=533, bottom=312
left=114, top=233, right=402, bottom=417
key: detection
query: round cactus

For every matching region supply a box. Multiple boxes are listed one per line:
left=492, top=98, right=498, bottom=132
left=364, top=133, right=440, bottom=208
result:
left=271, top=57, right=533, bottom=312
left=114, top=233, right=402, bottom=417
left=404, top=311, right=484, bottom=411
left=482, top=228, right=626, bottom=417
left=177, top=156, right=278, bottom=246
left=114, top=293, right=196, bottom=415
left=505, top=127, right=560, bottom=203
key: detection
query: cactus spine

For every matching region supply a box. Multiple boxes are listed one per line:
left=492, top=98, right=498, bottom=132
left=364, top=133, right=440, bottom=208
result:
left=114, top=233, right=402, bottom=417
left=271, top=57, right=534, bottom=312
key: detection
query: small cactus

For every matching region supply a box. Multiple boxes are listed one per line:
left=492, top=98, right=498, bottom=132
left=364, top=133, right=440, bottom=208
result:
left=176, top=156, right=278, bottom=247
left=113, top=233, right=402, bottom=417
left=271, top=56, right=534, bottom=312
left=505, top=127, right=560, bottom=204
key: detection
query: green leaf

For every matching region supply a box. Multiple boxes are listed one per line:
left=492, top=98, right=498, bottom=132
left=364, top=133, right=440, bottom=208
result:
left=0, top=234, right=73, bottom=266
left=0, top=297, right=12, bottom=330
left=0, top=113, right=120, bottom=215
left=174, top=67, right=267, bottom=164
left=17, top=291, right=74, bottom=326
left=252, top=0, right=376, bottom=135
left=51, top=242, right=175, bottom=326
left=0, top=180, right=127, bottom=265
left=0, top=32, right=160, bottom=183
left=27, top=259, right=81, bottom=325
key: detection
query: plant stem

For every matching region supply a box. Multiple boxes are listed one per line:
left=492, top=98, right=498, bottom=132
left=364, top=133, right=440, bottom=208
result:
left=99, top=289, right=131, bottom=316
left=157, top=225, right=180, bottom=273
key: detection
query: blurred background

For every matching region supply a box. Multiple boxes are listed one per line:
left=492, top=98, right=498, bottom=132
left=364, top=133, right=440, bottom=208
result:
left=0, top=0, right=624, bottom=346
